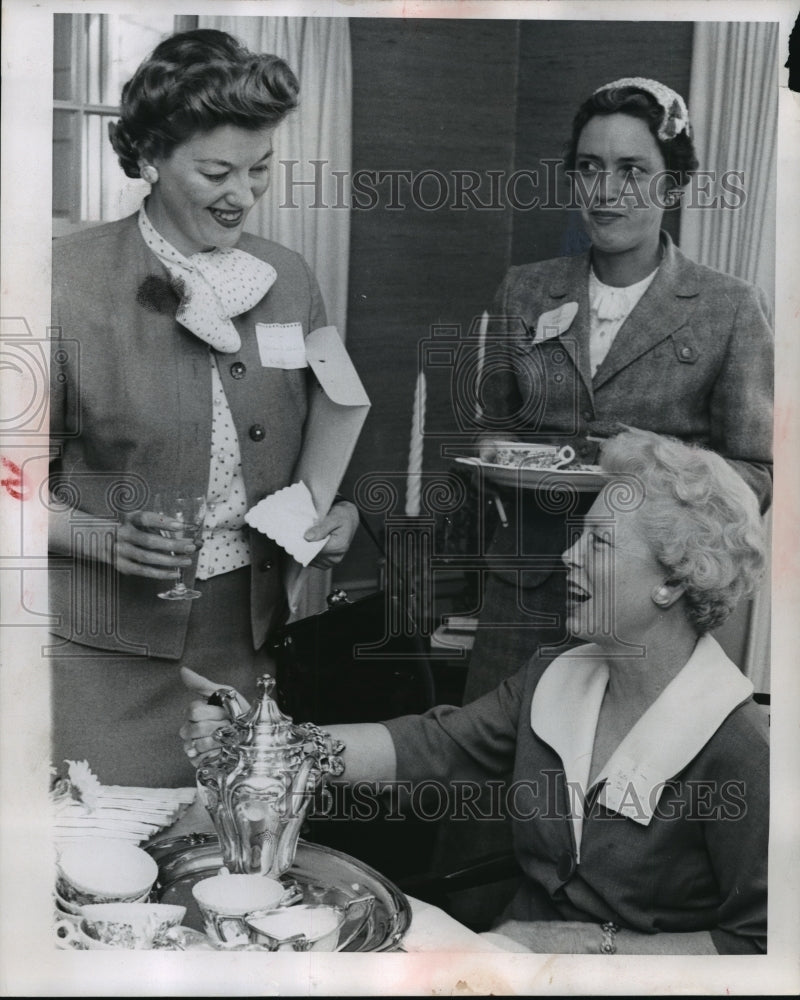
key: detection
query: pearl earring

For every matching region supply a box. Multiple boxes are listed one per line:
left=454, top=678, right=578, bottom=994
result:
left=653, top=585, right=671, bottom=606
left=141, top=165, right=159, bottom=185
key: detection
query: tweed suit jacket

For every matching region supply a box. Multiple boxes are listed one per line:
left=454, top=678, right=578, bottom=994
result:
left=384, top=636, right=769, bottom=954
left=49, top=213, right=326, bottom=659
left=477, top=232, right=774, bottom=586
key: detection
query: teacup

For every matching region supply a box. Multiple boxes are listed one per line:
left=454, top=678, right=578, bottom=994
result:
left=245, top=904, right=343, bottom=952
left=192, top=873, right=300, bottom=946
left=55, top=915, right=112, bottom=950
left=79, top=902, right=186, bottom=949
left=55, top=886, right=150, bottom=916
left=56, top=840, right=158, bottom=906
left=246, top=893, right=375, bottom=952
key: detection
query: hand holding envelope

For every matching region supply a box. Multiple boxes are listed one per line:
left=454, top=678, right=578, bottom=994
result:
left=244, top=326, right=371, bottom=610
left=303, top=499, right=361, bottom=569
left=245, top=482, right=357, bottom=568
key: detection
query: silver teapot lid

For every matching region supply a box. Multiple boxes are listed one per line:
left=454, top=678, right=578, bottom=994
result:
left=214, top=675, right=306, bottom=760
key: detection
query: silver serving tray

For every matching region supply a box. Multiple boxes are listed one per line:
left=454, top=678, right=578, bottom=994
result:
left=455, top=455, right=607, bottom=492
left=147, top=834, right=411, bottom=953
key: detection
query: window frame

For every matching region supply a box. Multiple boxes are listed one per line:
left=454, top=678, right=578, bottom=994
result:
left=52, top=13, right=196, bottom=235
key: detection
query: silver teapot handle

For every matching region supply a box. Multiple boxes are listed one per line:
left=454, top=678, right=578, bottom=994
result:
left=208, top=686, right=245, bottom=721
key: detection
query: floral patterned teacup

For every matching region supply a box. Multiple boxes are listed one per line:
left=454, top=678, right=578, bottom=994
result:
left=55, top=840, right=158, bottom=906
left=79, top=903, right=186, bottom=949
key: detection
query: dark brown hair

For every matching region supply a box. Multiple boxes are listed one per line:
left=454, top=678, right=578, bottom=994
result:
left=108, top=29, right=299, bottom=178
left=564, top=85, right=699, bottom=188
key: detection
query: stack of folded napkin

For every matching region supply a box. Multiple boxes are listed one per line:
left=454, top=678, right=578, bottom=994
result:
left=51, top=760, right=195, bottom=846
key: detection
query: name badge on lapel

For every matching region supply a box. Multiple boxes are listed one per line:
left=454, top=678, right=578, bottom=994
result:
left=533, top=302, right=579, bottom=343
left=255, top=322, right=308, bottom=369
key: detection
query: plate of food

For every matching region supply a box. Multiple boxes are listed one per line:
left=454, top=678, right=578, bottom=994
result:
left=455, top=440, right=608, bottom=491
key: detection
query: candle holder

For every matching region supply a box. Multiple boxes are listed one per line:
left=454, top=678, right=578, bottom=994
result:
left=354, top=471, right=467, bottom=656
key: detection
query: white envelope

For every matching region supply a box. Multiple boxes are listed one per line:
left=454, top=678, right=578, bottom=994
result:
left=244, top=326, right=371, bottom=612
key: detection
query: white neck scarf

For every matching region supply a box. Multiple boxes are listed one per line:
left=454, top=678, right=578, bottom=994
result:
left=138, top=206, right=277, bottom=353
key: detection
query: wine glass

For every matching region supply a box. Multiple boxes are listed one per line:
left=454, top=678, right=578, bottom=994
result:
left=152, top=492, right=207, bottom=601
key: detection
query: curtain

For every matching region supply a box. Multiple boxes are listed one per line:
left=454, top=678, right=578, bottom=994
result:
left=198, top=15, right=352, bottom=338
left=681, top=21, right=778, bottom=305
left=199, top=16, right=353, bottom=619
left=682, top=22, right=778, bottom=689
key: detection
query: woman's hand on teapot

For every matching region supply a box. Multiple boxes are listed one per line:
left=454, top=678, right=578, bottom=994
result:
left=306, top=499, right=360, bottom=569
left=179, top=667, right=250, bottom=763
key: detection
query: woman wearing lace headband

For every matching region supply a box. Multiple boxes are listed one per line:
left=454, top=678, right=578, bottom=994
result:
left=48, top=29, right=360, bottom=787
left=463, top=77, right=773, bottom=702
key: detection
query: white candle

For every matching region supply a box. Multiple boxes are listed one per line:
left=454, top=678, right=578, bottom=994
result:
left=405, top=370, right=426, bottom=516
left=475, top=310, right=488, bottom=421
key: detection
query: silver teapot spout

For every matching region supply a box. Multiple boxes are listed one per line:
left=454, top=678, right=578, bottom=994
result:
left=196, top=675, right=324, bottom=877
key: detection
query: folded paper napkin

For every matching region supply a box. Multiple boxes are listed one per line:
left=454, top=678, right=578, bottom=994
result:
left=52, top=760, right=195, bottom=845
left=245, top=481, right=328, bottom=567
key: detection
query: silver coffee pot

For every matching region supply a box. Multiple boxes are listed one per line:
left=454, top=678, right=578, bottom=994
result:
left=196, top=675, right=341, bottom=877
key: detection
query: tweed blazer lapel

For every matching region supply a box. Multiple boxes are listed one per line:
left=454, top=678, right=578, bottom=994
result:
left=592, top=234, right=700, bottom=390
left=112, top=215, right=214, bottom=499
left=541, top=252, right=594, bottom=401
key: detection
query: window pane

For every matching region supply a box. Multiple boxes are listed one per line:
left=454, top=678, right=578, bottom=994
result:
left=83, top=113, right=148, bottom=221
left=54, top=12, right=176, bottom=226
left=84, top=13, right=105, bottom=106
left=82, top=113, right=102, bottom=218
left=83, top=13, right=176, bottom=109
left=53, top=110, right=77, bottom=219
left=104, top=15, right=175, bottom=103
left=53, top=14, right=74, bottom=101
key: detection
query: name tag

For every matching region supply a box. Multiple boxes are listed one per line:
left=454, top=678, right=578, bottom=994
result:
left=533, top=302, right=578, bottom=343
left=255, top=322, right=308, bottom=369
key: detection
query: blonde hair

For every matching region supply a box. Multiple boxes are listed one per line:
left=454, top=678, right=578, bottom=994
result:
left=599, top=429, right=766, bottom=634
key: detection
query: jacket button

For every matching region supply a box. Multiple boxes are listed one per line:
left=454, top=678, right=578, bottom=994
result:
left=556, top=849, right=577, bottom=882
left=249, top=424, right=266, bottom=442
left=230, top=361, right=246, bottom=379
left=259, top=559, right=273, bottom=572
left=680, top=346, right=693, bottom=359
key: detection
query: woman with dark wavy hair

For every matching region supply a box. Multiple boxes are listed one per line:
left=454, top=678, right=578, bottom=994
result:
left=49, top=29, right=359, bottom=786
left=464, top=77, right=773, bottom=701
left=185, top=429, right=769, bottom=954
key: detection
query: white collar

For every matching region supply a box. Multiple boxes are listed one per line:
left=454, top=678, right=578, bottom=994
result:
left=588, top=266, right=659, bottom=323
left=530, top=635, right=753, bottom=856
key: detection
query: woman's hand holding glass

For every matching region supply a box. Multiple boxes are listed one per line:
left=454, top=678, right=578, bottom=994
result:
left=109, top=509, right=199, bottom=580
left=151, top=493, right=206, bottom=600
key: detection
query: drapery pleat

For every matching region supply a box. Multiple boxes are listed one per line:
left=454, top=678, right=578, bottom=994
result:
left=682, top=22, right=777, bottom=690
left=681, top=21, right=778, bottom=307
left=199, top=16, right=353, bottom=620
left=198, top=16, right=352, bottom=341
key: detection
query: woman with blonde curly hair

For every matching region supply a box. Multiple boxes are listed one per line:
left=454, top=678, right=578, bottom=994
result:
left=596, top=428, right=766, bottom=637
left=186, top=426, right=768, bottom=954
